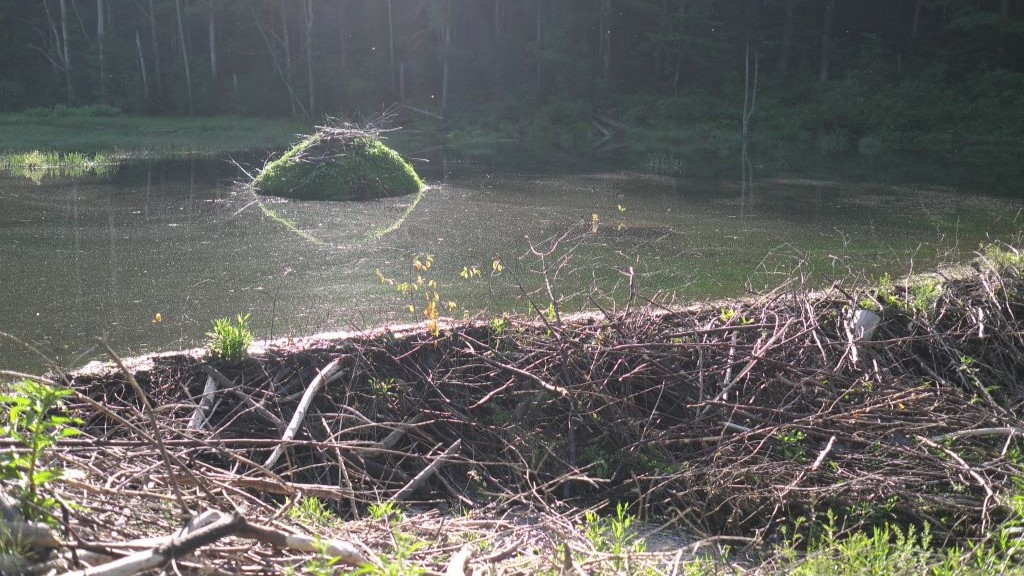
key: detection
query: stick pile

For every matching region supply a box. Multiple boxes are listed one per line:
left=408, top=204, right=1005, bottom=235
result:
left=13, top=254, right=1024, bottom=573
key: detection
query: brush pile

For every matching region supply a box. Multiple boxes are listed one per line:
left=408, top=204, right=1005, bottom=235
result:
left=9, top=248, right=1024, bottom=573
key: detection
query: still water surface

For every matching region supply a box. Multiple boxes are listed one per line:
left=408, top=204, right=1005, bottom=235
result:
left=1, top=159, right=1021, bottom=371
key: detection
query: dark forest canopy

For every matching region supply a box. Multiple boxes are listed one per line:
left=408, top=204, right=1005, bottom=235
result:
left=1, top=0, right=1021, bottom=115
left=2, top=0, right=1024, bottom=164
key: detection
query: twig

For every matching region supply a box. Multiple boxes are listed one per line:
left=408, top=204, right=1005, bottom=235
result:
left=99, top=339, right=190, bottom=518
left=264, top=357, right=343, bottom=469
left=393, top=439, right=462, bottom=502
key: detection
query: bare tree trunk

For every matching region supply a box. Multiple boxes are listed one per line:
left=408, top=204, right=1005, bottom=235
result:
left=819, top=0, right=836, bottom=82
left=536, top=0, right=543, bottom=89
left=599, top=0, right=612, bottom=82
left=911, top=0, right=923, bottom=39
left=252, top=8, right=305, bottom=116
left=175, top=0, right=194, bottom=114
left=280, top=1, right=294, bottom=116
left=387, top=0, right=396, bottom=94
left=742, top=44, right=758, bottom=144
left=305, top=0, right=315, bottom=115
left=494, top=0, right=503, bottom=41
left=1002, top=0, right=1013, bottom=64
left=59, top=0, right=74, bottom=103
left=442, top=0, right=452, bottom=116
left=148, top=0, right=163, bottom=99
left=97, top=0, right=106, bottom=102
left=741, top=45, right=758, bottom=216
left=40, top=0, right=64, bottom=81
left=778, top=0, right=797, bottom=72
left=337, top=1, right=347, bottom=72
left=208, top=0, right=217, bottom=80
left=136, top=30, right=150, bottom=100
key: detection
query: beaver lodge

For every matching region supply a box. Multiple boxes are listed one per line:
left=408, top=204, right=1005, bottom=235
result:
left=6, top=247, right=1024, bottom=574
left=253, top=123, right=424, bottom=201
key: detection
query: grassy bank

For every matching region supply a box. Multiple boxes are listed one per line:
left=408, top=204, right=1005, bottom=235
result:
left=4, top=246, right=1024, bottom=573
left=0, top=105, right=305, bottom=159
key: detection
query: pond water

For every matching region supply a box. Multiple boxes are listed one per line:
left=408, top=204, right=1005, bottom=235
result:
left=1, top=157, right=1021, bottom=372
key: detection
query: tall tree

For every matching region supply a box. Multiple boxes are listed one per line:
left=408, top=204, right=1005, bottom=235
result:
left=600, top=0, right=613, bottom=82
left=96, top=0, right=106, bottom=102
left=135, top=30, right=150, bottom=100
left=174, top=0, right=193, bottom=114
left=59, top=0, right=74, bottom=103
left=778, top=0, right=798, bottom=73
left=387, top=0, right=396, bottom=94
left=147, top=0, right=163, bottom=100
left=304, top=0, right=315, bottom=115
left=208, top=0, right=217, bottom=81
left=819, top=0, right=836, bottom=82
left=442, top=0, right=452, bottom=115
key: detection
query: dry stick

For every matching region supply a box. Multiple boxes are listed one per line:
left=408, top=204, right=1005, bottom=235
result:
left=703, top=318, right=793, bottom=415
left=393, top=439, right=462, bottom=502
left=197, top=364, right=285, bottom=427
left=60, top=510, right=365, bottom=576
left=0, top=369, right=56, bottom=384
left=321, top=417, right=360, bottom=519
left=264, top=357, right=343, bottom=469
left=811, top=435, right=837, bottom=471
left=931, top=427, right=1024, bottom=442
left=187, top=375, right=218, bottom=431
left=100, top=340, right=190, bottom=518
left=462, top=336, right=569, bottom=397
left=916, top=435, right=996, bottom=531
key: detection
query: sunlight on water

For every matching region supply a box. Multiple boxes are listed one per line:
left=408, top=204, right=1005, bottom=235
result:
left=0, top=158, right=1020, bottom=371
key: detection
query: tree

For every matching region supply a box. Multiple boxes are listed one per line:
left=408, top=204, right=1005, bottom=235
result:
left=174, top=0, right=193, bottom=114
left=819, top=0, right=836, bottom=82
left=778, top=0, right=799, bottom=73
left=60, top=0, right=74, bottom=103
left=96, top=0, right=106, bottom=102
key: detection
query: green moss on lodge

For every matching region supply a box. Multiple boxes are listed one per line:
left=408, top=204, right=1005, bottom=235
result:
left=254, top=133, right=424, bottom=201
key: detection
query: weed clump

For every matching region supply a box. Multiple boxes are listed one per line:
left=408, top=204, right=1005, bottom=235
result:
left=206, top=313, right=254, bottom=360
left=254, top=122, right=423, bottom=201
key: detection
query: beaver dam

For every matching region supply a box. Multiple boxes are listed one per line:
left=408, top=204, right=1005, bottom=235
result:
left=7, top=247, right=1024, bottom=574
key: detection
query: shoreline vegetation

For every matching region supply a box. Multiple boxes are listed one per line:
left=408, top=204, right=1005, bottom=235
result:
left=0, top=106, right=304, bottom=161
left=4, top=245, right=1024, bottom=574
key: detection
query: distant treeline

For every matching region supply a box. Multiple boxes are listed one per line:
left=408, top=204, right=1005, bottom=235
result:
left=0, top=1, right=1020, bottom=116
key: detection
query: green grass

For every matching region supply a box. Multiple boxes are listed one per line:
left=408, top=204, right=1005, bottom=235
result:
left=288, top=497, right=337, bottom=528
left=0, top=109, right=304, bottom=158
left=767, top=518, right=1024, bottom=576
left=0, top=150, right=118, bottom=182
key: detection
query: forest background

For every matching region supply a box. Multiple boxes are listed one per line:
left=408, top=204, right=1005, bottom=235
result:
left=1, top=0, right=1023, bottom=171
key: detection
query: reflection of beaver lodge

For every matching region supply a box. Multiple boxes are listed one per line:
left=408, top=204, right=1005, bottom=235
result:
left=254, top=123, right=424, bottom=201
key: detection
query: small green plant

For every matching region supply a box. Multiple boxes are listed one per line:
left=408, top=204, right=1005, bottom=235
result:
left=288, top=497, right=336, bottom=528
left=368, top=377, right=396, bottom=399
left=777, top=429, right=808, bottom=462
left=871, top=273, right=942, bottom=315
left=0, top=380, right=82, bottom=523
left=981, top=243, right=1024, bottom=272
left=367, top=501, right=404, bottom=524
left=377, top=255, right=451, bottom=337
left=489, top=316, right=508, bottom=334
left=207, top=313, right=254, bottom=360
left=348, top=532, right=427, bottom=576
left=719, top=308, right=736, bottom=323
left=908, top=279, right=942, bottom=312
left=582, top=503, right=647, bottom=557
left=352, top=502, right=426, bottom=576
